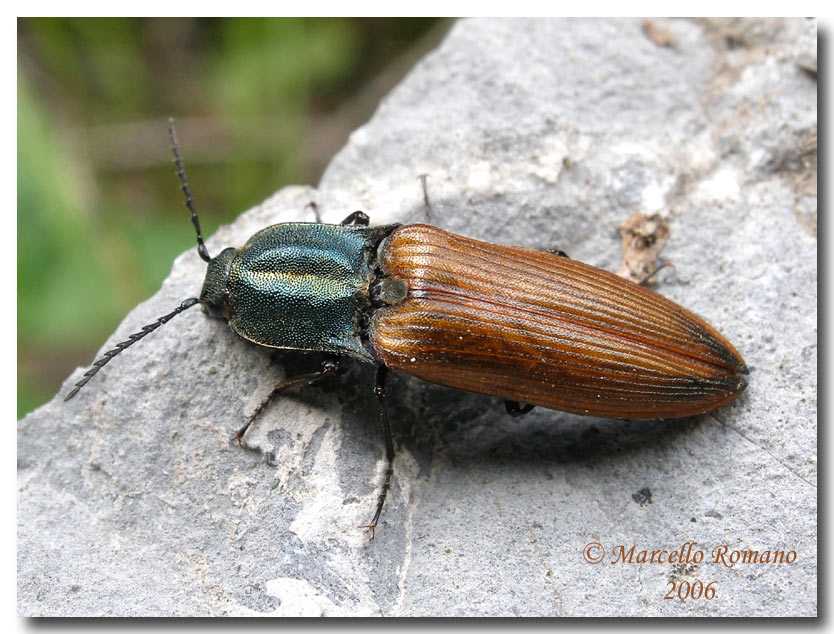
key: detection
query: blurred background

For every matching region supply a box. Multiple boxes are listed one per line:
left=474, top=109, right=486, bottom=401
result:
left=18, top=17, right=451, bottom=419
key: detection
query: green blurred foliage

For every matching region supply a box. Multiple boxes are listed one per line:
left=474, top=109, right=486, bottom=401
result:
left=18, top=17, right=444, bottom=419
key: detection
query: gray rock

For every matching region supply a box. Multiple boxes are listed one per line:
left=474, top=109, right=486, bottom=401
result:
left=18, top=17, right=816, bottom=616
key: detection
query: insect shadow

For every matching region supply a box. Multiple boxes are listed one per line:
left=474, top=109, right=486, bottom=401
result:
left=250, top=354, right=710, bottom=490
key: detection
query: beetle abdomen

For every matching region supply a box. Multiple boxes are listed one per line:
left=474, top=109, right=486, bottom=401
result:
left=370, top=224, right=747, bottom=420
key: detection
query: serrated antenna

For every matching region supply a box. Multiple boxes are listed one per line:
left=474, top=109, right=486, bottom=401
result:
left=64, top=298, right=200, bottom=401
left=169, top=118, right=211, bottom=263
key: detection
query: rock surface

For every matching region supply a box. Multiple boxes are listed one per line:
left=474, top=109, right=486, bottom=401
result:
left=18, top=18, right=817, bottom=616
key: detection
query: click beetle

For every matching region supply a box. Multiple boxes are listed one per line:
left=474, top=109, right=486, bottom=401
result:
left=65, top=119, right=748, bottom=536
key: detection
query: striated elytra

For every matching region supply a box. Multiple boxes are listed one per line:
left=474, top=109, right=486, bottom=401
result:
left=372, top=224, right=747, bottom=421
left=65, top=121, right=748, bottom=536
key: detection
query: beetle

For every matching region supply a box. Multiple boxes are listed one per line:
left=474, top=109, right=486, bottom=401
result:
left=65, top=120, right=748, bottom=536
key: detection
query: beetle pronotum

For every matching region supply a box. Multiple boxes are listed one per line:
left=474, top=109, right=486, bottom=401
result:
left=65, top=120, right=748, bottom=536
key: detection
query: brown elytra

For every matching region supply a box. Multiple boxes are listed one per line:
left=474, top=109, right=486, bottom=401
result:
left=371, top=224, right=747, bottom=420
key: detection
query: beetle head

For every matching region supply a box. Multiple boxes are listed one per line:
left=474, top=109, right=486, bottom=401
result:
left=199, top=247, right=236, bottom=320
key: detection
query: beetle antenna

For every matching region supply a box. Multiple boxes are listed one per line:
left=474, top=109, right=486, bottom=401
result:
left=168, top=118, right=211, bottom=263
left=64, top=298, right=201, bottom=401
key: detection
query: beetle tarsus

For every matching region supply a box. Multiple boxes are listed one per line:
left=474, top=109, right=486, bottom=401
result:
left=360, top=461, right=393, bottom=541
left=362, top=364, right=395, bottom=539
left=304, top=201, right=323, bottom=223
left=418, top=174, right=433, bottom=223
left=234, top=356, right=341, bottom=445
left=638, top=261, right=675, bottom=286
left=359, top=523, right=377, bottom=540
left=505, top=400, right=535, bottom=418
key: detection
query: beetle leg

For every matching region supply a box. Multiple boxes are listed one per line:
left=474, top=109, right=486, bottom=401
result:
left=360, top=364, right=395, bottom=539
left=505, top=400, right=535, bottom=418
left=418, top=174, right=433, bottom=223
left=638, top=261, right=675, bottom=286
left=340, top=211, right=370, bottom=226
left=234, top=356, right=340, bottom=446
left=305, top=201, right=323, bottom=223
